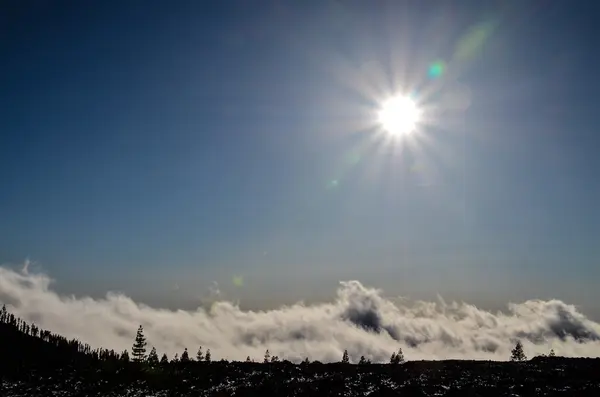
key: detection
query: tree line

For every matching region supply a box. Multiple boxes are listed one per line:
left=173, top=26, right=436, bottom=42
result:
left=130, top=324, right=407, bottom=366
left=1, top=303, right=553, bottom=365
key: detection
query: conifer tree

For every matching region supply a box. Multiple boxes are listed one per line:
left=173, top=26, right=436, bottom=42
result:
left=549, top=349, right=556, bottom=357
left=246, top=356, right=252, bottom=362
left=131, top=325, right=147, bottom=362
left=171, top=353, right=179, bottom=363
left=0, top=304, right=7, bottom=323
left=196, top=346, right=204, bottom=361
left=358, top=356, right=367, bottom=365
left=181, top=348, right=190, bottom=362
left=148, top=347, right=159, bottom=367
left=121, top=350, right=130, bottom=363
left=510, top=340, right=527, bottom=362
left=390, top=352, right=397, bottom=364
left=342, top=349, right=350, bottom=364
left=160, top=353, right=169, bottom=366
left=264, top=349, right=270, bottom=363
left=302, top=357, right=310, bottom=366
left=205, top=349, right=211, bottom=362
left=395, top=348, right=405, bottom=364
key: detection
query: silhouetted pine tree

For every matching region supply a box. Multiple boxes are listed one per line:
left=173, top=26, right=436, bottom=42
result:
left=196, top=346, right=204, bottom=361
left=205, top=349, right=211, bottom=363
left=181, top=348, right=190, bottom=362
left=171, top=353, right=179, bottom=363
left=0, top=304, right=6, bottom=323
left=246, top=356, right=252, bottom=362
left=271, top=355, right=279, bottom=363
left=121, top=350, right=130, bottom=363
left=510, top=341, right=527, bottom=362
left=302, top=357, right=310, bottom=366
left=131, top=325, right=147, bottom=362
left=358, top=356, right=367, bottom=365
left=549, top=349, right=556, bottom=357
left=160, top=353, right=169, bottom=366
left=342, top=349, right=350, bottom=364
left=148, top=347, right=159, bottom=367
left=395, top=348, right=405, bottom=364
left=264, top=349, right=270, bottom=363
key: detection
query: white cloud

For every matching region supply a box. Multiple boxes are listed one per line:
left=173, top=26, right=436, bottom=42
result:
left=1, top=266, right=599, bottom=363
left=21, top=257, right=31, bottom=275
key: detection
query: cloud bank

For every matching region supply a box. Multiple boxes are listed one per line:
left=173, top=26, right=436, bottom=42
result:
left=1, top=266, right=599, bottom=363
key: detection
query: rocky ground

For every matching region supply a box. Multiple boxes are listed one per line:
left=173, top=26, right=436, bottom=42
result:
left=2, top=357, right=600, bottom=396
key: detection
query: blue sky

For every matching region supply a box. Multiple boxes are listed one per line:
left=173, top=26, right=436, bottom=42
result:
left=1, top=1, right=599, bottom=313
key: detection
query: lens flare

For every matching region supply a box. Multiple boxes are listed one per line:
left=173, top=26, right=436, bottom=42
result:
left=232, top=275, right=243, bottom=287
left=428, top=61, right=446, bottom=79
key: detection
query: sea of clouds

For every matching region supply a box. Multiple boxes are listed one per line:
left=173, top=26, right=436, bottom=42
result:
left=1, top=265, right=599, bottom=363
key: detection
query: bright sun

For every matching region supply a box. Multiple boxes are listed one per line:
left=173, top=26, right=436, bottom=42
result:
left=378, top=95, right=422, bottom=135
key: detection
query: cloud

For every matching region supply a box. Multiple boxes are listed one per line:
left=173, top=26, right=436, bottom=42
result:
left=208, top=281, right=221, bottom=299
left=21, top=258, right=31, bottom=275
left=1, top=266, right=599, bottom=363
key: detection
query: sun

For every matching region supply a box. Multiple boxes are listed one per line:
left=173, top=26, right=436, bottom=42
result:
left=378, top=95, right=422, bottom=135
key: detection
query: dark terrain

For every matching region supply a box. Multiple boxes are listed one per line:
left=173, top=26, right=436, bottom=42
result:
left=1, top=306, right=599, bottom=396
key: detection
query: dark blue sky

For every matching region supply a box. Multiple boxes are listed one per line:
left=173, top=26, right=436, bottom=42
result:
left=1, top=1, right=599, bottom=312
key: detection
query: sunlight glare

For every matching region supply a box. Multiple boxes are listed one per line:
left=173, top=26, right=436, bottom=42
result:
left=378, top=95, right=422, bottom=135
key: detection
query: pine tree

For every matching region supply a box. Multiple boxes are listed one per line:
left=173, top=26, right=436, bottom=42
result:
left=205, top=349, right=211, bottom=363
left=358, top=356, right=367, bottom=365
left=0, top=304, right=7, bottom=323
left=390, top=352, right=397, bottom=364
left=264, top=349, right=270, bottom=363
left=510, top=341, right=527, bottom=362
left=121, top=350, right=130, bottom=363
left=148, top=347, right=159, bottom=367
left=549, top=349, right=556, bottom=357
left=302, top=357, right=310, bottom=366
left=342, top=349, right=350, bottom=364
left=171, top=353, right=179, bottom=363
left=160, top=353, right=169, bottom=366
left=271, top=355, right=279, bottom=363
left=181, top=348, right=190, bottom=362
left=196, top=346, right=204, bottom=361
left=246, top=356, right=252, bottom=362
left=395, top=348, right=405, bottom=364
left=131, top=325, right=147, bottom=362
